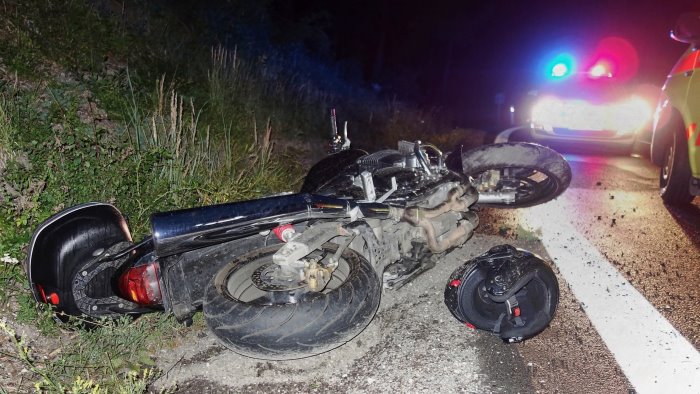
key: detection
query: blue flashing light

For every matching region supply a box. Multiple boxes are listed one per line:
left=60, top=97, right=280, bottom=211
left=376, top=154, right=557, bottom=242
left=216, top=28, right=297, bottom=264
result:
left=547, top=53, right=575, bottom=80
left=551, top=63, right=569, bottom=77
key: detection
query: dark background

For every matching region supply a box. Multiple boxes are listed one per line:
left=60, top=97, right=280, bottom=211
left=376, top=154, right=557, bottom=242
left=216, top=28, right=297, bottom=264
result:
left=266, top=0, right=699, bottom=128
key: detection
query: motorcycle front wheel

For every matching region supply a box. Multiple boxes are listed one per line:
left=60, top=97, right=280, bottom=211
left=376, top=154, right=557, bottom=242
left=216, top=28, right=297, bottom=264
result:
left=462, top=142, right=572, bottom=208
left=203, top=243, right=381, bottom=360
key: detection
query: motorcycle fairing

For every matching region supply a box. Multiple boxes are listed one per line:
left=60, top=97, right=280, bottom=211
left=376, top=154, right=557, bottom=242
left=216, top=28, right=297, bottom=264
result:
left=300, top=149, right=367, bottom=193
left=26, top=202, right=132, bottom=316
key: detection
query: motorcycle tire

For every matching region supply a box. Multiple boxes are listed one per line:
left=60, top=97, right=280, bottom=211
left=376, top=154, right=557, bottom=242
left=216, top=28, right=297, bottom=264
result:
left=462, top=142, right=571, bottom=208
left=203, top=242, right=381, bottom=360
left=445, top=245, right=559, bottom=342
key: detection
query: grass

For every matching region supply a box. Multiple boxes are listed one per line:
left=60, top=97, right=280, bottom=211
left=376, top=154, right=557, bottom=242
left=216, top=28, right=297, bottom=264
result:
left=1, top=315, right=175, bottom=393
left=0, top=72, right=296, bottom=391
left=0, top=97, right=11, bottom=148
left=0, top=2, right=307, bottom=389
left=0, top=48, right=300, bottom=394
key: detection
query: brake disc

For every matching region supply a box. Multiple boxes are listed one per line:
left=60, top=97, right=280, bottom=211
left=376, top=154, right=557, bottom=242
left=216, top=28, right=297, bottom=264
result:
left=251, top=263, right=306, bottom=292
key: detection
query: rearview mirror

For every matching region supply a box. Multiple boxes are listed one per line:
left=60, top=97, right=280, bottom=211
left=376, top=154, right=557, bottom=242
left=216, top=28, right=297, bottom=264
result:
left=671, top=12, right=700, bottom=44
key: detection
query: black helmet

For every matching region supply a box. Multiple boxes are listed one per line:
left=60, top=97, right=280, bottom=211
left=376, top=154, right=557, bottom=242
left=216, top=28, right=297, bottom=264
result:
left=444, top=244, right=559, bottom=342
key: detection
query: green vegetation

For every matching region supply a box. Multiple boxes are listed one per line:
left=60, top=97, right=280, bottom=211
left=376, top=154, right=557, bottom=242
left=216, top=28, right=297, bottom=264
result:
left=1, top=315, right=173, bottom=393
left=0, top=1, right=484, bottom=391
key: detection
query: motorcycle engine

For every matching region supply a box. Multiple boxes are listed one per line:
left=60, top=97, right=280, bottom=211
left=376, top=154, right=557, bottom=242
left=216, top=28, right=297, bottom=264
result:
left=315, top=142, right=462, bottom=205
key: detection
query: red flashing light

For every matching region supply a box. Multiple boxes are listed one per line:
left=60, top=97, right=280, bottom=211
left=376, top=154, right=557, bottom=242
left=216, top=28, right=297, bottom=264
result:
left=118, top=263, right=163, bottom=305
left=466, top=322, right=476, bottom=329
left=449, top=279, right=462, bottom=287
left=589, top=61, right=613, bottom=78
left=592, top=37, right=638, bottom=81
left=513, top=307, right=521, bottom=317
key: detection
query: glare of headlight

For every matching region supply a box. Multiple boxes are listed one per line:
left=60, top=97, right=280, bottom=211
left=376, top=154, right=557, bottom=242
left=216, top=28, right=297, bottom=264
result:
left=609, top=96, right=652, bottom=134
left=531, top=96, right=562, bottom=127
left=551, top=63, right=569, bottom=77
left=530, top=95, right=652, bottom=134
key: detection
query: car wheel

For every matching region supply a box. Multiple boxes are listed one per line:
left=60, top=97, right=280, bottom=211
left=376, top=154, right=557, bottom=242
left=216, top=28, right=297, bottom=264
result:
left=659, top=129, right=694, bottom=205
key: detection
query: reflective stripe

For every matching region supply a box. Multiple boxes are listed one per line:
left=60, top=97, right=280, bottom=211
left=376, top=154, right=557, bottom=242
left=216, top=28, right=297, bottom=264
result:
left=670, top=51, right=700, bottom=76
left=688, top=123, right=700, bottom=146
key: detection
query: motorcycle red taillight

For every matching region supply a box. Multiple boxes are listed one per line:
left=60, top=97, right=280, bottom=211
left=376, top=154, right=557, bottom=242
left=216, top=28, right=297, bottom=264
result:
left=118, top=263, right=163, bottom=305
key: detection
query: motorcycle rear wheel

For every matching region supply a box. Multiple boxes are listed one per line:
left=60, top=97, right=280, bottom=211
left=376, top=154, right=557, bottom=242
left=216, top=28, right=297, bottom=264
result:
left=462, top=142, right=572, bottom=208
left=203, top=243, right=380, bottom=360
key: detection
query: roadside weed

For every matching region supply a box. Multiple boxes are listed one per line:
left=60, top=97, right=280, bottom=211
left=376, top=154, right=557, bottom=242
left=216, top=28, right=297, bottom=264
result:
left=1, top=315, right=175, bottom=392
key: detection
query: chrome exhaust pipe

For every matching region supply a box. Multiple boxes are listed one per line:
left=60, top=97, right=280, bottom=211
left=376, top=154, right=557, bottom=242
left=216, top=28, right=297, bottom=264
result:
left=150, top=194, right=393, bottom=257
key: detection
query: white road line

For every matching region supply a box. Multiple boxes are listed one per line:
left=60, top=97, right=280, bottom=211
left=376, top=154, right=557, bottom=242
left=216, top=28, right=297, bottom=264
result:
left=519, top=195, right=700, bottom=394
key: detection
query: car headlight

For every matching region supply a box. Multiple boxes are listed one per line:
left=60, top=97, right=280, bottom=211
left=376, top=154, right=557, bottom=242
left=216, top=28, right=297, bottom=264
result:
left=610, top=96, right=652, bottom=134
left=531, top=95, right=652, bottom=134
left=531, top=96, right=562, bottom=130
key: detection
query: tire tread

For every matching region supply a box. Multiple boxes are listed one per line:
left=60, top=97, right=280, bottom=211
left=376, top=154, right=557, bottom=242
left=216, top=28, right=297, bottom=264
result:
left=203, top=244, right=380, bottom=360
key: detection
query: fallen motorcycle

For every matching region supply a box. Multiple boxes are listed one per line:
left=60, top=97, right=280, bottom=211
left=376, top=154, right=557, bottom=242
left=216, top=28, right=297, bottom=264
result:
left=26, top=128, right=570, bottom=359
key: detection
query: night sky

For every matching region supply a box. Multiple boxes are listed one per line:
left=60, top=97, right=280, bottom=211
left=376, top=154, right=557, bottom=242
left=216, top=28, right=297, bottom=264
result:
left=276, top=0, right=700, bottom=126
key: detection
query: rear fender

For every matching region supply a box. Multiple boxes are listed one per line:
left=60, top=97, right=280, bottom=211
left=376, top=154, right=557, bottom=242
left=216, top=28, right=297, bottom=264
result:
left=26, top=203, right=132, bottom=316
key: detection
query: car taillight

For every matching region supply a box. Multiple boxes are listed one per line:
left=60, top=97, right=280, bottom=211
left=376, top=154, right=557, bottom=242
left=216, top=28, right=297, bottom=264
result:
left=118, top=263, right=162, bottom=305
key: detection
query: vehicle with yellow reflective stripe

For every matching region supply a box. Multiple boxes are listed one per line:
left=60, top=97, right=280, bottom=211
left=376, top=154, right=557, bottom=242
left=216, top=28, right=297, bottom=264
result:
left=651, top=13, right=700, bottom=205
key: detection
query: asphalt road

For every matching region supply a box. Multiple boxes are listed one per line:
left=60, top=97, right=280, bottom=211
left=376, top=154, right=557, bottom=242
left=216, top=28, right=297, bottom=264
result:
left=555, top=150, right=700, bottom=348
left=503, top=132, right=700, bottom=349
left=485, top=130, right=700, bottom=393
left=152, top=140, right=700, bottom=394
